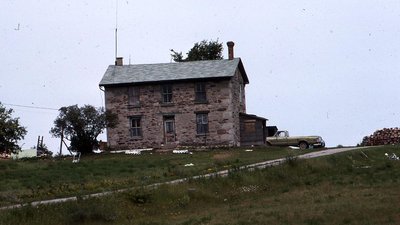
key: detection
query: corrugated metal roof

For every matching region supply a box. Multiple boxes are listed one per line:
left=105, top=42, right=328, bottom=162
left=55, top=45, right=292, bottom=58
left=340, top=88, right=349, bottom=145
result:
left=99, top=58, right=248, bottom=86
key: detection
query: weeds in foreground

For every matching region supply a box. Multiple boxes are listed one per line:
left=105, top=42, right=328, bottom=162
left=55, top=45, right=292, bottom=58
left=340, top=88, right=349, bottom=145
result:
left=285, top=153, right=298, bottom=167
left=1, top=146, right=399, bottom=225
left=0, top=147, right=305, bottom=207
left=67, top=197, right=117, bottom=224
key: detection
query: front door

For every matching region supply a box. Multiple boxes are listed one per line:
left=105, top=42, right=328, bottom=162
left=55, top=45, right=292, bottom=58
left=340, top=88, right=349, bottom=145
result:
left=163, top=116, right=176, bottom=144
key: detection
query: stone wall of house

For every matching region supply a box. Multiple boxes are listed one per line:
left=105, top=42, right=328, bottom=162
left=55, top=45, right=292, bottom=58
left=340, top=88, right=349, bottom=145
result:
left=228, top=68, right=247, bottom=146
left=104, top=76, right=245, bottom=150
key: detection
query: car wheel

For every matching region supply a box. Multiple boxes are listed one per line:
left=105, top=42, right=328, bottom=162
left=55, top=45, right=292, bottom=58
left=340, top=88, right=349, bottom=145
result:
left=299, top=141, right=309, bottom=150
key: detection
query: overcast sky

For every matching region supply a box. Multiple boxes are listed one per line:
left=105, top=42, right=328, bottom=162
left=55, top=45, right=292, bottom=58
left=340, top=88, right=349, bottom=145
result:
left=1, top=0, right=399, bottom=152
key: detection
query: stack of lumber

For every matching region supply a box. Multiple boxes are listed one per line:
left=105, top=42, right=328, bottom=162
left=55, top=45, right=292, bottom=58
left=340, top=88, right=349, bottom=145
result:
left=361, top=128, right=400, bottom=146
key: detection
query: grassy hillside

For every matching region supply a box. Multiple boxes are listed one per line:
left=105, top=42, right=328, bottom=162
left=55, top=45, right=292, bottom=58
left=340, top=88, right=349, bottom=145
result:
left=0, top=147, right=310, bottom=207
left=1, top=146, right=400, bottom=225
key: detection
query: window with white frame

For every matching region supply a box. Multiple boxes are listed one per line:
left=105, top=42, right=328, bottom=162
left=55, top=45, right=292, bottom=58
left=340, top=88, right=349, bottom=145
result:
left=196, top=113, right=209, bottom=135
left=161, top=84, right=173, bottom=103
left=130, top=117, right=142, bottom=137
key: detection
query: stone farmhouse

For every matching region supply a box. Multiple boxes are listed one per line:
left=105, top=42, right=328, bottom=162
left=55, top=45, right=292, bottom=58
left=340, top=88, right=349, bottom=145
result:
left=99, top=42, right=267, bottom=150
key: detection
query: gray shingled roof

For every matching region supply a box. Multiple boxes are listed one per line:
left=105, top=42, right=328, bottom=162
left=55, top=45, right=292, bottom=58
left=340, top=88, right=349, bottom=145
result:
left=99, top=58, right=249, bottom=86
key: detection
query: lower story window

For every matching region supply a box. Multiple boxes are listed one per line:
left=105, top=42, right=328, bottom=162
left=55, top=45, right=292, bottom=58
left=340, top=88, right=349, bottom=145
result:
left=130, top=117, right=142, bottom=137
left=196, top=113, right=208, bottom=134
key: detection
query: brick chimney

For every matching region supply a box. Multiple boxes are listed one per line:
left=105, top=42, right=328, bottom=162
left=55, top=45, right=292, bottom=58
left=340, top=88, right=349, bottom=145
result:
left=115, top=57, right=123, bottom=66
left=227, top=41, right=235, bottom=60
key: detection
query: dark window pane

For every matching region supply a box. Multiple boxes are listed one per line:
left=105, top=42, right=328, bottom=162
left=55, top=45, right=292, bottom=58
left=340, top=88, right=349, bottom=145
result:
left=195, top=83, right=207, bottom=102
left=128, top=87, right=140, bottom=106
left=165, top=121, right=174, bottom=133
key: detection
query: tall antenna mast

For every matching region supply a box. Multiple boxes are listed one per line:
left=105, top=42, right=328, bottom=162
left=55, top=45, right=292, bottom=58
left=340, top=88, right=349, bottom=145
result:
left=115, top=0, right=118, bottom=60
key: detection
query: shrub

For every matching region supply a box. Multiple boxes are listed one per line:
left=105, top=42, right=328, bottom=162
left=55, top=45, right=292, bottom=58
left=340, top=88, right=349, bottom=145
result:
left=125, top=188, right=153, bottom=205
left=285, top=154, right=298, bottom=167
left=67, top=197, right=117, bottom=223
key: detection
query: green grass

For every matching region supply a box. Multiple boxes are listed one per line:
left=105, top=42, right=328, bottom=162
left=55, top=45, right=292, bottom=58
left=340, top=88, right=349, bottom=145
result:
left=1, top=146, right=399, bottom=224
left=0, top=146, right=312, bottom=207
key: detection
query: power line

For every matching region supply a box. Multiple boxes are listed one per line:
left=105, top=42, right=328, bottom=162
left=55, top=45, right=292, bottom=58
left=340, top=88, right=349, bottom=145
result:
left=3, top=103, right=59, bottom=111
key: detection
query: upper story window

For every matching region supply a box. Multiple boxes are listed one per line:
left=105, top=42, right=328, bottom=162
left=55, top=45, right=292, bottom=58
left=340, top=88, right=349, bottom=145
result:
left=130, top=116, right=142, bottom=137
left=161, top=84, right=173, bottom=103
left=128, top=86, right=140, bottom=106
left=195, top=83, right=207, bottom=103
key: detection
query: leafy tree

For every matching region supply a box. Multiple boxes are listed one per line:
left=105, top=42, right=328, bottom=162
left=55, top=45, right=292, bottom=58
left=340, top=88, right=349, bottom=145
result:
left=0, top=103, right=27, bottom=154
left=50, top=105, right=118, bottom=154
left=171, top=39, right=223, bottom=62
